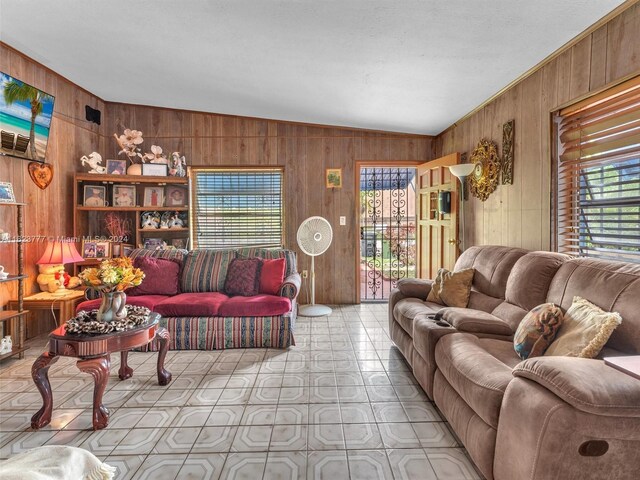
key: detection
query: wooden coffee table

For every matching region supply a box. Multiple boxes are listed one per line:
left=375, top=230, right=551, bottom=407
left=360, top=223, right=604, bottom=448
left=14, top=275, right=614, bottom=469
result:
left=31, top=312, right=171, bottom=430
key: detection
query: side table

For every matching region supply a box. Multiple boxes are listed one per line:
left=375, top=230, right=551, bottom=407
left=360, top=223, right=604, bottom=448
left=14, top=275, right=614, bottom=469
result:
left=31, top=312, right=171, bottom=430
left=9, top=289, right=86, bottom=329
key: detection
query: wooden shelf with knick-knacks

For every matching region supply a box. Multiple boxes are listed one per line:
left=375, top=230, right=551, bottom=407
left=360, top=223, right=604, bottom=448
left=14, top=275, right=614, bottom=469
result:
left=73, top=173, right=191, bottom=271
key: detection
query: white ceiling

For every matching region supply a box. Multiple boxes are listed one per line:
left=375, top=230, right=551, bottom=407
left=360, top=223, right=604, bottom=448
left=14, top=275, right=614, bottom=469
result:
left=0, top=0, right=626, bottom=135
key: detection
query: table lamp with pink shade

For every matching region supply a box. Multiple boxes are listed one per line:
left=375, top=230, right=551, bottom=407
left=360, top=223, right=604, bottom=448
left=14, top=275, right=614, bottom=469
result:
left=36, top=241, right=84, bottom=295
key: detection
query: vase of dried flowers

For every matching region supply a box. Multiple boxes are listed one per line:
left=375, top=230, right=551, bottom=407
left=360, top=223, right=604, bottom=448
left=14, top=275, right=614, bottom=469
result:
left=79, top=258, right=145, bottom=322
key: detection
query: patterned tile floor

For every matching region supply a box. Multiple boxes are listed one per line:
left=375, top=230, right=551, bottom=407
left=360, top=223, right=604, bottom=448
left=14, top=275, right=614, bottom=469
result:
left=0, top=304, right=483, bottom=479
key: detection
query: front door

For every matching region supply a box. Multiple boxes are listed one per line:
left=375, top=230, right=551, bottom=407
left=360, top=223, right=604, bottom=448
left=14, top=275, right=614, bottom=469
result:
left=416, top=153, right=460, bottom=279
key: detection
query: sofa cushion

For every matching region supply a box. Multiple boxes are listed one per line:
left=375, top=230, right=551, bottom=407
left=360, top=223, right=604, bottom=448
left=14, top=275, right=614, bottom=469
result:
left=259, top=258, right=286, bottom=295
left=441, top=308, right=514, bottom=337
left=181, top=249, right=236, bottom=293
left=76, top=294, right=171, bottom=313
left=154, top=292, right=229, bottom=317
left=224, top=258, right=263, bottom=296
left=545, top=296, right=622, bottom=358
left=394, top=298, right=442, bottom=335
left=127, top=256, right=181, bottom=296
left=454, top=245, right=528, bottom=300
left=505, top=252, right=568, bottom=311
left=513, top=303, right=564, bottom=360
left=427, top=268, right=474, bottom=307
left=218, top=295, right=292, bottom=317
left=435, top=333, right=517, bottom=428
left=237, top=247, right=297, bottom=277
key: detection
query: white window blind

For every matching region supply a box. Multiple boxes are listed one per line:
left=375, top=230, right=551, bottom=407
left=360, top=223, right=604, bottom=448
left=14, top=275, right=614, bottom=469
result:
left=191, top=168, right=284, bottom=249
left=556, top=76, right=640, bottom=262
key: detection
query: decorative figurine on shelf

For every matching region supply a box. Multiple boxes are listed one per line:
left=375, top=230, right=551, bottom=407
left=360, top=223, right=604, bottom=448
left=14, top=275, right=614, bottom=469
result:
left=80, top=152, right=107, bottom=174
left=0, top=336, right=12, bottom=354
left=0, top=265, right=8, bottom=280
left=169, top=152, right=187, bottom=177
left=141, top=211, right=161, bottom=229
left=160, top=211, right=171, bottom=229
left=169, top=212, right=185, bottom=228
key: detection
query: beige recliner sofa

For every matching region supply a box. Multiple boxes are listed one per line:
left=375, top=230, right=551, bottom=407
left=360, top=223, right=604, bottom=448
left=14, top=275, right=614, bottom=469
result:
left=389, top=245, right=640, bottom=480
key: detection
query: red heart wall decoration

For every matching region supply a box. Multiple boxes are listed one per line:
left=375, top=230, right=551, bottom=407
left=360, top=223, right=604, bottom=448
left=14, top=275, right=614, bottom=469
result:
left=28, top=162, right=54, bottom=190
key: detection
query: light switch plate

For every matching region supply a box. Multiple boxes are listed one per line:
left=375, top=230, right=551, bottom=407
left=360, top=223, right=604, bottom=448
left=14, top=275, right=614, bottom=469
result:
left=339, top=216, right=346, bottom=226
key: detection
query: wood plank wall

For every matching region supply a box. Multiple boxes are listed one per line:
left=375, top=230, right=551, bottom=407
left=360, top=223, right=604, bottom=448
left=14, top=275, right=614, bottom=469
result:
left=104, top=103, right=433, bottom=304
left=0, top=44, right=107, bottom=335
left=433, top=4, right=640, bottom=251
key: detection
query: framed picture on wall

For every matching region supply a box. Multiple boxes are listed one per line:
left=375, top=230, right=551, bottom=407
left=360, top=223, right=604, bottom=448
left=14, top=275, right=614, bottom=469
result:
left=326, top=168, right=342, bottom=188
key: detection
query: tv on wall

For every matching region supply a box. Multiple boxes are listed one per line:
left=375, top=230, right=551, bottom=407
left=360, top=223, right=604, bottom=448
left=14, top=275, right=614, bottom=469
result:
left=0, top=71, right=54, bottom=163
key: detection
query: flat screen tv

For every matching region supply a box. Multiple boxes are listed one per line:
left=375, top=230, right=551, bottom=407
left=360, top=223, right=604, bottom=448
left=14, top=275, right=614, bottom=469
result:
left=0, top=71, right=54, bottom=163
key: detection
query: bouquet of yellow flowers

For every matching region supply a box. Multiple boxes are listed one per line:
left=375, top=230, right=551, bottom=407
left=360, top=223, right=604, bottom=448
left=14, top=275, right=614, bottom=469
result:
left=78, top=257, right=145, bottom=292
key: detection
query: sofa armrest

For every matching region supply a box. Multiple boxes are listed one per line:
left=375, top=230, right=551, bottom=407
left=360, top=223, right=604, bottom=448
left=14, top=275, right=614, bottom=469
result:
left=396, top=278, right=434, bottom=301
left=513, top=356, right=640, bottom=417
left=279, top=273, right=301, bottom=301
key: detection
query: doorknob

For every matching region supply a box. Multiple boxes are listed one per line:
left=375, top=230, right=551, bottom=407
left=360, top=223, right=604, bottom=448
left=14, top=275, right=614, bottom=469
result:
left=448, top=239, right=457, bottom=245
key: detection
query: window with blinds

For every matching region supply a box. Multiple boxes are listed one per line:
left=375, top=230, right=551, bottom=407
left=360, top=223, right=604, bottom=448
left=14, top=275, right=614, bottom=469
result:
left=190, top=168, right=284, bottom=249
left=556, top=76, right=640, bottom=263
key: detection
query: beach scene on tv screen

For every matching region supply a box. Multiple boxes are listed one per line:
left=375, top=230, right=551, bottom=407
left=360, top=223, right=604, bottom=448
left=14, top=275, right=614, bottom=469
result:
left=0, top=72, right=54, bottom=162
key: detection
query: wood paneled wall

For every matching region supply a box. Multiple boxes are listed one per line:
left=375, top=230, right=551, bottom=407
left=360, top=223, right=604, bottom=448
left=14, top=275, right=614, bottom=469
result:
left=0, top=44, right=107, bottom=335
left=105, top=103, right=433, bottom=304
left=433, top=4, right=640, bottom=251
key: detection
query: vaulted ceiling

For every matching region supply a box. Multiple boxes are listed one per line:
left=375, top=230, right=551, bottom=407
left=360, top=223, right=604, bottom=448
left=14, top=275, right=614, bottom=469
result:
left=0, top=0, right=626, bottom=134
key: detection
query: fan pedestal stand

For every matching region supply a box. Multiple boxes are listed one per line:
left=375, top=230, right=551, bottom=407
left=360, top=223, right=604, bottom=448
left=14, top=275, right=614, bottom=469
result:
left=298, top=256, right=332, bottom=317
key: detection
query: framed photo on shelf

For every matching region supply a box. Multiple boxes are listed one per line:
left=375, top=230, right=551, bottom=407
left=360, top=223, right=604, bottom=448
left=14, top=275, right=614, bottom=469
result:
left=143, top=186, right=164, bottom=207
left=83, top=185, right=107, bottom=207
left=121, top=243, right=135, bottom=257
left=95, top=241, right=111, bottom=259
left=171, top=238, right=189, bottom=249
left=143, top=238, right=165, bottom=250
left=165, top=185, right=188, bottom=206
left=0, top=181, right=16, bottom=203
left=82, top=240, right=98, bottom=258
left=326, top=168, right=342, bottom=188
left=113, top=185, right=136, bottom=207
left=106, top=159, right=127, bottom=175
left=142, top=163, right=168, bottom=176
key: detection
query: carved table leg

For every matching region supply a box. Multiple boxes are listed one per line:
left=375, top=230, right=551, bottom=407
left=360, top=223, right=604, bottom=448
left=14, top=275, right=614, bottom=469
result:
left=119, top=351, right=134, bottom=380
left=77, top=354, right=111, bottom=430
left=156, top=327, right=172, bottom=386
left=31, top=352, right=60, bottom=429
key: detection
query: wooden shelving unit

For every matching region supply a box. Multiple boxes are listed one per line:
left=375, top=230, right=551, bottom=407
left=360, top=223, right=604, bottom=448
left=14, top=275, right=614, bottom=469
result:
left=0, top=202, right=29, bottom=361
left=73, top=173, right=190, bottom=266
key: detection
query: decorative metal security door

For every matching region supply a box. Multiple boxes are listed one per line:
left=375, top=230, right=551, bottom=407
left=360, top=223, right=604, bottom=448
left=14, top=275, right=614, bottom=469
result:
left=360, top=167, right=417, bottom=301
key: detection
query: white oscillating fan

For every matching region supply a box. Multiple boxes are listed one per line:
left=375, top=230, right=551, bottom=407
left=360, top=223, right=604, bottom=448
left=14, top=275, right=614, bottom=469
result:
left=297, top=216, right=333, bottom=317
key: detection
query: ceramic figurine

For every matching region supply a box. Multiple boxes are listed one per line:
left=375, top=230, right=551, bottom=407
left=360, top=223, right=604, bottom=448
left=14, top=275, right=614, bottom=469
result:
left=0, top=336, right=11, bottom=354
left=169, top=152, right=187, bottom=177
left=168, top=212, right=185, bottom=228
left=80, top=152, right=107, bottom=174
left=160, top=212, right=171, bottom=229
left=0, top=265, right=8, bottom=280
left=141, top=211, right=161, bottom=229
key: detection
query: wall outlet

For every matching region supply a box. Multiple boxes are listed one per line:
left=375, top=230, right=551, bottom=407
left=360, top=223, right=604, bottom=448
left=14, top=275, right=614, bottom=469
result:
left=302, top=270, right=308, bottom=279
left=339, top=216, right=346, bottom=226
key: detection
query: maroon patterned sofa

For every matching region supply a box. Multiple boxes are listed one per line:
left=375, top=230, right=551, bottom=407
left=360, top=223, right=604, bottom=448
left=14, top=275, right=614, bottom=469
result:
left=76, top=247, right=301, bottom=350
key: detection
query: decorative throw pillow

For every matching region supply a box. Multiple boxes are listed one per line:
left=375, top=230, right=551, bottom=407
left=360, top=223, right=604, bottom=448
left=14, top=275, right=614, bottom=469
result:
left=259, top=258, right=286, bottom=295
left=127, top=256, right=181, bottom=296
left=224, top=257, right=263, bottom=297
left=544, top=296, right=622, bottom=358
left=513, top=303, right=564, bottom=360
left=426, top=268, right=474, bottom=308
